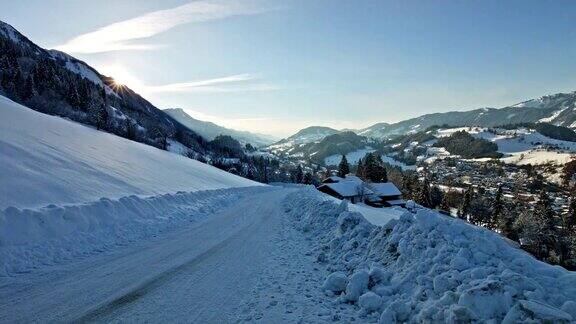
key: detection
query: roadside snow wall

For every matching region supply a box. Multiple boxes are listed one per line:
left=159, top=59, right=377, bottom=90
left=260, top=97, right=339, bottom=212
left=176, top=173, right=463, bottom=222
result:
left=0, top=187, right=267, bottom=277
left=284, top=187, right=576, bottom=323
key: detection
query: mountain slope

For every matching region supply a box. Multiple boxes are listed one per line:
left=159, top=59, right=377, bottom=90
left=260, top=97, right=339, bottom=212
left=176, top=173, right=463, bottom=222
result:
left=164, top=108, right=275, bottom=146
left=359, top=91, right=576, bottom=139
left=0, top=95, right=259, bottom=209
left=0, top=20, right=209, bottom=154
left=268, top=126, right=341, bottom=154
left=285, top=126, right=341, bottom=143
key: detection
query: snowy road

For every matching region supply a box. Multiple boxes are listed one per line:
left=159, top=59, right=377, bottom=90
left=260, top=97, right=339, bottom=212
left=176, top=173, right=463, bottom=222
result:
left=0, top=187, right=335, bottom=323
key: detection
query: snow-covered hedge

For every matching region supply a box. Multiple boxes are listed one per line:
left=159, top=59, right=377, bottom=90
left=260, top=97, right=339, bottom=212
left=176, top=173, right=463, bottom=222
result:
left=0, top=187, right=267, bottom=277
left=284, top=187, right=576, bottom=323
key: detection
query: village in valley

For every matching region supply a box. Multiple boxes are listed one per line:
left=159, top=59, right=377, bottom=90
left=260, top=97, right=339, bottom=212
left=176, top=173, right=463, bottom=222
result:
left=257, top=124, right=576, bottom=270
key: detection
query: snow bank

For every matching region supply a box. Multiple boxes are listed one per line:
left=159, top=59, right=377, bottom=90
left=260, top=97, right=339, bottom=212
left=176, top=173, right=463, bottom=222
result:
left=0, top=96, right=260, bottom=209
left=284, top=188, right=576, bottom=323
left=0, top=187, right=268, bottom=276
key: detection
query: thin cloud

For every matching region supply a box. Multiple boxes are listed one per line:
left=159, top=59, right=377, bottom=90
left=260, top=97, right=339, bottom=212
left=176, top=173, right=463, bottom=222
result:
left=145, top=74, right=281, bottom=93
left=55, top=0, right=272, bottom=54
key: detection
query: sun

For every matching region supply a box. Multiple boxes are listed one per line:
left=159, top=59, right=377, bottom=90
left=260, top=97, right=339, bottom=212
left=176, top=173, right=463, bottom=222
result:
left=99, top=64, right=146, bottom=93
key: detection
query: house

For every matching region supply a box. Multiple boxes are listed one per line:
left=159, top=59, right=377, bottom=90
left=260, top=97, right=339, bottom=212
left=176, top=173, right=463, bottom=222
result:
left=317, top=175, right=404, bottom=207
left=317, top=175, right=372, bottom=203
left=317, top=181, right=372, bottom=203
left=365, top=182, right=405, bottom=207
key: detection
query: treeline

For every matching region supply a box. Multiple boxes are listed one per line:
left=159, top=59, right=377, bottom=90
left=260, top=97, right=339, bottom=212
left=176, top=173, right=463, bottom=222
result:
left=496, top=122, right=576, bottom=142
left=535, top=123, right=576, bottom=142
left=401, top=172, right=576, bottom=270
left=434, top=130, right=502, bottom=159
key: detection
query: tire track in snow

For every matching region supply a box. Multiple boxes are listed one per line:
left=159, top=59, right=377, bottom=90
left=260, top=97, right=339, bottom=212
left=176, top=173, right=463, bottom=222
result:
left=72, top=188, right=288, bottom=323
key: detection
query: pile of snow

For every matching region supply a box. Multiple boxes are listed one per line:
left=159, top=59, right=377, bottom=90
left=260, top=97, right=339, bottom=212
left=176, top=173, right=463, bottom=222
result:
left=0, top=187, right=268, bottom=276
left=284, top=188, right=576, bottom=323
left=0, top=96, right=260, bottom=209
left=348, top=203, right=404, bottom=227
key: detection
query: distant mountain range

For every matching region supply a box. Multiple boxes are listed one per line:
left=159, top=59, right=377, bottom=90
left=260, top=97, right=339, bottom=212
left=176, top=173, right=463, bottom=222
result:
left=268, top=91, right=576, bottom=165
left=164, top=108, right=275, bottom=147
left=279, top=91, right=576, bottom=143
left=358, top=91, right=576, bottom=139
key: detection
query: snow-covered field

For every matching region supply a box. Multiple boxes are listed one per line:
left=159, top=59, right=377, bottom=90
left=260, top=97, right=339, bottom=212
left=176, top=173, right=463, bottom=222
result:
left=324, top=147, right=376, bottom=166
left=381, top=155, right=418, bottom=170
left=284, top=188, right=576, bottom=323
left=433, top=126, right=576, bottom=165
left=0, top=96, right=259, bottom=209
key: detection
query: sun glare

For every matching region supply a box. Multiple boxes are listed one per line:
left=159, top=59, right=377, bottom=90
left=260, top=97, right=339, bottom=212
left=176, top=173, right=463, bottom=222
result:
left=99, top=65, right=145, bottom=93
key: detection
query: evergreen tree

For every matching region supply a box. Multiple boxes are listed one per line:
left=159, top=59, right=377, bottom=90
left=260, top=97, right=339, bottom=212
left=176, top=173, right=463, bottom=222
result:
left=518, top=191, right=558, bottom=260
left=294, top=165, right=304, bottom=183
left=469, top=196, right=491, bottom=226
left=458, top=186, right=473, bottom=220
left=562, top=157, right=576, bottom=187
left=66, top=84, right=82, bottom=108
left=402, top=172, right=419, bottom=201
left=246, top=168, right=255, bottom=180
left=124, top=119, right=137, bottom=140
left=21, top=75, right=35, bottom=101
left=439, top=191, right=451, bottom=213
left=13, top=69, right=25, bottom=100
left=151, top=126, right=168, bottom=150
left=363, top=153, right=387, bottom=182
left=490, top=185, right=504, bottom=230
left=337, top=155, right=350, bottom=178
left=430, top=185, right=443, bottom=209
left=536, top=191, right=556, bottom=237
left=500, top=199, right=519, bottom=242
left=565, top=192, right=576, bottom=232
left=303, top=172, right=313, bottom=185
left=416, top=177, right=432, bottom=208
left=356, top=159, right=365, bottom=179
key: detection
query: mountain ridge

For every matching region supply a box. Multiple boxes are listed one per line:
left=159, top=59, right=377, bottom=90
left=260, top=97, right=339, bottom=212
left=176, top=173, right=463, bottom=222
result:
left=0, top=20, right=250, bottom=160
left=164, top=108, right=275, bottom=147
left=280, top=90, right=576, bottom=144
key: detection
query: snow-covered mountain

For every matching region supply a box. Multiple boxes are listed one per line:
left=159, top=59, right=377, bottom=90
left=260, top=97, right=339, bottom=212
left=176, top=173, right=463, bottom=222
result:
left=280, top=91, right=576, bottom=146
left=268, top=126, right=345, bottom=161
left=269, top=129, right=373, bottom=165
left=0, top=20, right=223, bottom=157
left=276, top=126, right=340, bottom=145
left=359, top=91, right=576, bottom=139
left=164, top=108, right=275, bottom=147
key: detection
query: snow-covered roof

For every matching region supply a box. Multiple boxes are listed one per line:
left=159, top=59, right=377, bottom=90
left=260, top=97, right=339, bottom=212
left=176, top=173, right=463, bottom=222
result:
left=319, top=182, right=373, bottom=197
left=367, top=182, right=402, bottom=197
left=344, top=175, right=364, bottom=184
left=323, top=176, right=344, bottom=183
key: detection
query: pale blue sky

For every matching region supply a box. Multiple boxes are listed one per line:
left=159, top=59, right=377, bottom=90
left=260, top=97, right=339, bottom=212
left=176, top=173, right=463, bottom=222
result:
left=2, top=0, right=575, bottom=137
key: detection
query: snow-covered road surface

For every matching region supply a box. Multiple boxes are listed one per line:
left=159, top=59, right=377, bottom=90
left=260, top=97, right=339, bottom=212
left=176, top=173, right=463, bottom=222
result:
left=0, top=187, right=334, bottom=323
